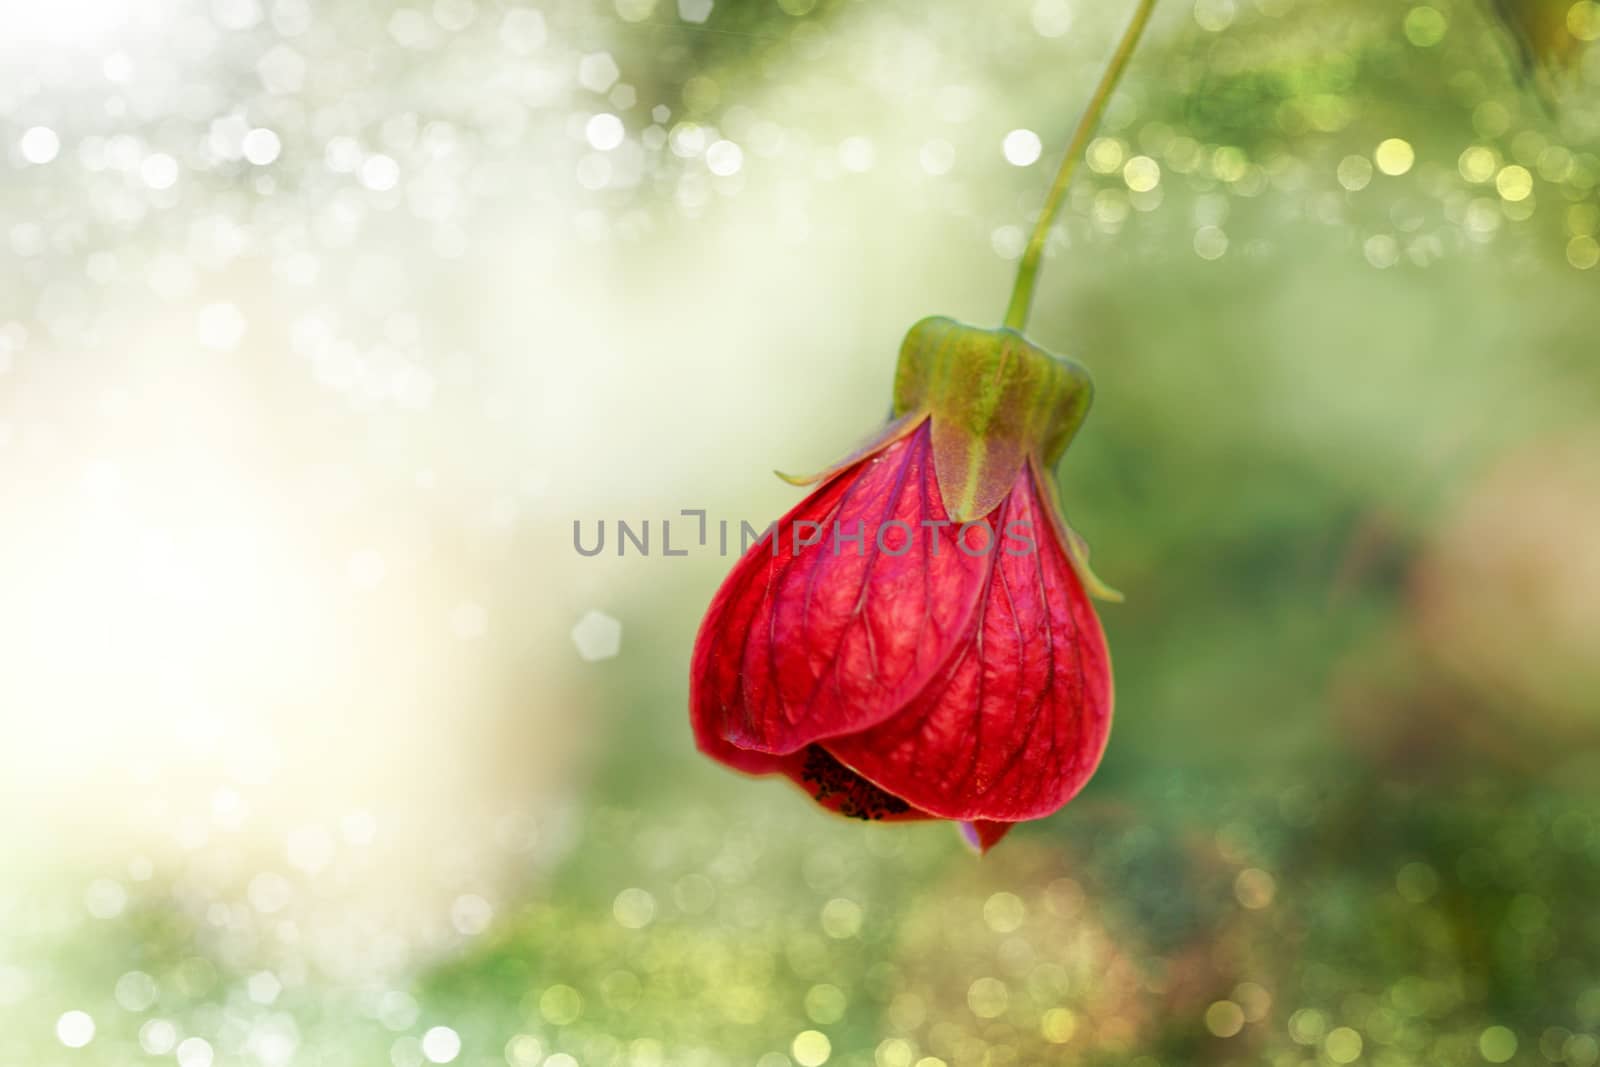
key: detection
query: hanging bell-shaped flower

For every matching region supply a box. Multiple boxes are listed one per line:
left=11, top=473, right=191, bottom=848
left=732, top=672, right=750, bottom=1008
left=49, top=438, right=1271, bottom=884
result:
left=689, top=317, right=1119, bottom=851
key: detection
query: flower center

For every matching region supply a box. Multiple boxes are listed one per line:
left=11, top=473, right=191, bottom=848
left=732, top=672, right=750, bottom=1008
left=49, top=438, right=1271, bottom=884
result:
left=800, top=747, right=911, bottom=821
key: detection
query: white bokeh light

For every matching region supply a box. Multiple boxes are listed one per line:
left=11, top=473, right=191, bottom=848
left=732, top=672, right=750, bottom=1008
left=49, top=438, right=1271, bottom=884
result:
left=243, top=128, right=282, bottom=165
left=140, top=1020, right=178, bottom=1055
left=176, top=1037, right=214, bottom=1067
left=705, top=139, right=743, bottom=176
left=421, top=1026, right=462, bottom=1064
left=1003, top=128, right=1043, bottom=166
left=360, top=153, right=400, bottom=191
left=19, top=126, right=61, bottom=164
left=838, top=135, right=875, bottom=173
left=584, top=113, right=625, bottom=151
left=56, top=1011, right=95, bottom=1048
left=1031, top=0, right=1073, bottom=36
left=140, top=152, right=179, bottom=189
left=248, top=971, right=283, bottom=1005
left=571, top=610, right=622, bottom=661
left=577, top=52, right=619, bottom=93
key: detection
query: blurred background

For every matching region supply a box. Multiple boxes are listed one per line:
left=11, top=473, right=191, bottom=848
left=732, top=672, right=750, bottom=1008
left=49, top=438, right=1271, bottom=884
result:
left=3, top=0, right=1600, bottom=1064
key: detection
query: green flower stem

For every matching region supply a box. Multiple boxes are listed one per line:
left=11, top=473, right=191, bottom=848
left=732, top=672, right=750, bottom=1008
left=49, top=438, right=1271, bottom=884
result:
left=1003, top=0, right=1159, bottom=333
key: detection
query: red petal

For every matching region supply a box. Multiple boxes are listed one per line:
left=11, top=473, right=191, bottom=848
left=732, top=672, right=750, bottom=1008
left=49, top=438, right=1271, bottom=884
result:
left=823, top=460, right=1112, bottom=822
left=958, top=820, right=1015, bottom=853
left=691, top=420, right=990, bottom=757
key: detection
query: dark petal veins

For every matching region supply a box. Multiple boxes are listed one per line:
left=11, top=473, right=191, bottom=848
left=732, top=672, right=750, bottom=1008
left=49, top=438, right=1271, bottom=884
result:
left=690, top=421, right=990, bottom=757
left=824, top=463, right=1112, bottom=822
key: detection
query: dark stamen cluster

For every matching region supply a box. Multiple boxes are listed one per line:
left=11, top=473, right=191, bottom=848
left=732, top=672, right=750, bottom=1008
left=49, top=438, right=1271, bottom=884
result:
left=801, top=747, right=911, bottom=821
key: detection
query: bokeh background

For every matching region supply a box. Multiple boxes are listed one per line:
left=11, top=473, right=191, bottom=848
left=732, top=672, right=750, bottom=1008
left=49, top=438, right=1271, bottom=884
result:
left=4, top=0, right=1600, bottom=1064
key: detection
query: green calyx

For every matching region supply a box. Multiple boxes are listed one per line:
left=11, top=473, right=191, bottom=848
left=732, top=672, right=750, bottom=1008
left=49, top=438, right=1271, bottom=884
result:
left=892, top=316, right=1094, bottom=524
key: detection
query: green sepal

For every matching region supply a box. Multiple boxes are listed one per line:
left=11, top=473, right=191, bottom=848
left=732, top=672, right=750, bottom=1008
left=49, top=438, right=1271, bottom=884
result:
left=773, top=412, right=924, bottom=487
left=892, top=316, right=1094, bottom=523
left=1031, top=457, right=1124, bottom=603
left=772, top=317, right=1119, bottom=603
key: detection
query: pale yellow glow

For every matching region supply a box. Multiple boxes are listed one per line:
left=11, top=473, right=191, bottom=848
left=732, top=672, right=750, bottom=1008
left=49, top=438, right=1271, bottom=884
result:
left=0, top=0, right=149, bottom=47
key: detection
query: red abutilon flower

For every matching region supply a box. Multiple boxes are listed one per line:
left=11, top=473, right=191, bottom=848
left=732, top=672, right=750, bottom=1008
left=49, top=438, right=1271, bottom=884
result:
left=689, top=316, right=1120, bottom=852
